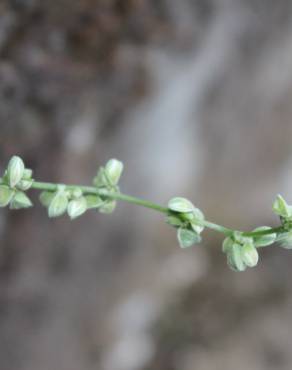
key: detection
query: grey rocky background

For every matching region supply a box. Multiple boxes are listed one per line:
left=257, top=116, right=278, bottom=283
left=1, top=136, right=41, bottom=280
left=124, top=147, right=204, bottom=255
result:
left=1, top=1, right=292, bottom=369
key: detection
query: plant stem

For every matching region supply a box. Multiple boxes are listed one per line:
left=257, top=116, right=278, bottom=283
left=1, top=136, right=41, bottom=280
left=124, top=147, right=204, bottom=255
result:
left=201, top=220, right=233, bottom=236
left=242, top=226, right=284, bottom=238
left=31, top=181, right=169, bottom=213
left=0, top=178, right=284, bottom=239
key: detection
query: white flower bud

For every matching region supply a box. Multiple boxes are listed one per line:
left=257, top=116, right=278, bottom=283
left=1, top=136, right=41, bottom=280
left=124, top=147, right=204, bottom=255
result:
left=99, top=200, right=116, bottom=214
left=222, top=237, right=233, bottom=253
left=17, top=179, right=34, bottom=191
left=273, top=194, right=292, bottom=218
left=240, top=242, right=259, bottom=267
left=168, top=197, right=195, bottom=213
left=22, top=169, right=33, bottom=180
left=48, top=189, right=68, bottom=218
left=190, top=208, right=204, bottom=234
left=7, top=156, right=25, bottom=188
left=93, top=168, right=108, bottom=188
left=277, top=231, right=292, bottom=249
left=67, top=197, right=87, bottom=219
left=39, top=191, right=54, bottom=208
left=227, top=244, right=246, bottom=272
left=10, top=191, right=32, bottom=209
left=177, top=227, right=201, bottom=248
left=70, top=187, right=83, bottom=199
left=105, top=159, right=124, bottom=186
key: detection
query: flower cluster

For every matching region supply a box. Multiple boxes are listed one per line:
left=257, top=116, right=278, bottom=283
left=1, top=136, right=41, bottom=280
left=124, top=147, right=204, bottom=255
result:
left=166, top=197, right=205, bottom=248
left=222, top=228, right=276, bottom=271
left=0, top=155, right=123, bottom=220
left=164, top=194, right=292, bottom=272
left=2, top=155, right=292, bottom=273
left=40, top=158, right=124, bottom=219
left=0, top=156, right=34, bottom=209
left=92, top=159, right=123, bottom=214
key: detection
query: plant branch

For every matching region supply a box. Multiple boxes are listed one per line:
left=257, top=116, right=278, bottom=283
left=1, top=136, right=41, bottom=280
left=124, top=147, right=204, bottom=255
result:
left=1, top=155, right=291, bottom=272
left=0, top=177, right=284, bottom=239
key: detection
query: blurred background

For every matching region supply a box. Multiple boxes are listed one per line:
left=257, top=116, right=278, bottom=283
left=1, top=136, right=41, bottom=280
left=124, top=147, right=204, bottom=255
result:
left=1, top=0, right=292, bottom=369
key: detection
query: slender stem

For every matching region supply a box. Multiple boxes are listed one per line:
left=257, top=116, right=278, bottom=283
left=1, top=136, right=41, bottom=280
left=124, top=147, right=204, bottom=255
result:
left=201, top=220, right=233, bottom=236
left=242, top=226, right=284, bottom=238
left=31, top=181, right=169, bottom=213
left=0, top=177, right=285, bottom=239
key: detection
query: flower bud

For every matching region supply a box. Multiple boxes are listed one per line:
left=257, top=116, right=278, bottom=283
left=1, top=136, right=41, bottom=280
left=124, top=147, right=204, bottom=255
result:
left=84, top=195, right=103, bottom=209
left=222, top=237, right=233, bottom=253
left=39, top=191, right=54, bottom=207
left=10, top=191, right=32, bottom=209
left=0, top=185, right=14, bottom=207
left=22, top=169, right=33, bottom=180
left=168, top=197, right=195, bottom=213
left=93, top=168, right=108, bottom=188
left=48, top=189, right=68, bottom=217
left=177, top=227, right=201, bottom=248
left=277, top=231, right=292, bottom=249
left=105, top=159, right=124, bottom=186
left=273, top=194, right=292, bottom=218
left=233, top=231, right=253, bottom=245
left=17, top=179, right=33, bottom=191
left=240, top=242, right=258, bottom=267
left=67, top=197, right=87, bottom=219
left=166, top=214, right=183, bottom=227
left=190, top=208, right=204, bottom=234
left=252, top=226, right=276, bottom=247
left=7, top=156, right=25, bottom=188
left=99, top=200, right=116, bottom=214
left=70, top=187, right=83, bottom=199
left=227, top=243, right=246, bottom=272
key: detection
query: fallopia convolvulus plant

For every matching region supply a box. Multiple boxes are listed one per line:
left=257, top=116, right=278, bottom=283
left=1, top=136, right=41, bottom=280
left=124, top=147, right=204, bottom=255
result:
left=0, top=155, right=291, bottom=272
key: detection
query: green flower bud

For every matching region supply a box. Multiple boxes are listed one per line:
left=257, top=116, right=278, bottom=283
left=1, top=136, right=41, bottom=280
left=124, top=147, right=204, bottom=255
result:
left=190, top=208, right=204, bottom=234
left=0, top=185, right=14, bottom=207
left=84, top=195, right=104, bottom=209
left=93, top=168, right=108, bottom=188
left=166, top=214, right=184, bottom=227
left=222, top=237, right=233, bottom=253
left=277, top=231, right=292, bottom=249
left=22, top=169, right=33, bottom=180
left=105, top=159, right=124, bottom=186
left=168, top=197, right=195, bottom=213
left=10, top=191, right=32, bottom=209
left=39, top=191, right=55, bottom=208
left=16, top=179, right=34, bottom=191
left=7, top=156, right=25, bottom=188
left=99, top=200, right=116, bottom=214
left=233, top=231, right=253, bottom=245
left=177, top=227, right=201, bottom=248
left=273, top=194, right=292, bottom=218
left=67, top=197, right=87, bottom=219
left=252, top=226, right=277, bottom=247
left=48, top=188, right=68, bottom=218
left=227, top=243, right=246, bottom=272
left=182, top=212, right=193, bottom=222
left=240, top=242, right=258, bottom=267
left=70, top=187, right=83, bottom=199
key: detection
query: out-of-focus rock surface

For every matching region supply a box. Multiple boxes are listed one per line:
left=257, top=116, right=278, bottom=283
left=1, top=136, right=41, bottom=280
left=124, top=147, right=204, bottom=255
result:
left=1, top=1, right=292, bottom=369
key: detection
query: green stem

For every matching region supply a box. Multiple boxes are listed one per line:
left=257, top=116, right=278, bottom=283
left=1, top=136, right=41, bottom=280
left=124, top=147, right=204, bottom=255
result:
left=31, top=181, right=169, bottom=213
left=242, top=226, right=284, bottom=238
left=201, top=220, right=233, bottom=236
left=0, top=178, right=285, bottom=239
